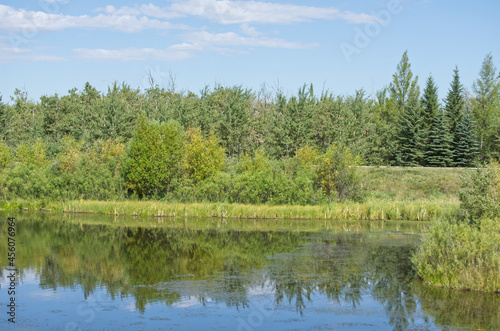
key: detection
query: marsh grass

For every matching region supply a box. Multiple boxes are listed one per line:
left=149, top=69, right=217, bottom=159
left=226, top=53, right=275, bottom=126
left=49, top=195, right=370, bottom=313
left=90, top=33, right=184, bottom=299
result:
left=7, top=198, right=456, bottom=221
left=412, top=218, right=500, bottom=293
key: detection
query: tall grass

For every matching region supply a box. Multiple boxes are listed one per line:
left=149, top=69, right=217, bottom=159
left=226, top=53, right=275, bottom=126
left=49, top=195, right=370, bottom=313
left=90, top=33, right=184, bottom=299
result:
left=7, top=198, right=457, bottom=221
left=412, top=218, right=500, bottom=293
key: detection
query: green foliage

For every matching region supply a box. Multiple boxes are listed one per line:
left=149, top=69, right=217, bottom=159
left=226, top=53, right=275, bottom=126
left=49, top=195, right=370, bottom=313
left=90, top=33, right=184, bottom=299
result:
left=316, top=144, right=362, bottom=201
left=237, top=148, right=268, bottom=173
left=185, top=128, right=225, bottom=183
left=57, top=136, right=84, bottom=173
left=0, top=141, right=12, bottom=169
left=397, top=100, right=423, bottom=166
left=453, top=106, right=479, bottom=167
left=425, top=110, right=453, bottom=167
left=205, top=85, right=254, bottom=157
left=15, top=139, right=48, bottom=167
left=125, top=116, right=186, bottom=198
left=295, top=145, right=320, bottom=169
left=444, top=66, right=464, bottom=140
left=412, top=218, right=500, bottom=292
left=459, top=161, right=500, bottom=222
left=421, top=75, right=440, bottom=135
left=472, top=53, right=500, bottom=159
left=390, top=50, right=420, bottom=115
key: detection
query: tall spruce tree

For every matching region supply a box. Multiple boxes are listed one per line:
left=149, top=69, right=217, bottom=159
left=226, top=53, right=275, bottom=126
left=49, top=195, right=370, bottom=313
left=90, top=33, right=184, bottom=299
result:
left=444, top=67, right=464, bottom=140
left=453, top=106, right=479, bottom=167
left=425, top=110, right=453, bottom=167
left=391, top=51, right=422, bottom=166
left=390, top=51, right=420, bottom=115
left=421, top=75, right=439, bottom=131
left=397, top=97, right=423, bottom=166
left=421, top=75, right=440, bottom=164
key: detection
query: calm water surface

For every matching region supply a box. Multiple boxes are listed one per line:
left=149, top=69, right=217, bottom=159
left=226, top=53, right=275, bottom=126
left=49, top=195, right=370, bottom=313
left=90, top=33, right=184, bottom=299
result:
left=0, top=212, right=499, bottom=330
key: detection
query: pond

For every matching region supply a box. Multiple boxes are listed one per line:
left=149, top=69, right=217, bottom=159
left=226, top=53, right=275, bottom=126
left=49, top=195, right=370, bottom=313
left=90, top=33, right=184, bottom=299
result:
left=0, top=211, right=499, bottom=330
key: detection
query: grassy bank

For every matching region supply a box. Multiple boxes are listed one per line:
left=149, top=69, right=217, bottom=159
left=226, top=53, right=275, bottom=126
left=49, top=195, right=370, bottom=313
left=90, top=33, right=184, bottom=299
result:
left=359, top=166, right=469, bottom=201
left=0, top=166, right=466, bottom=221
left=24, top=198, right=457, bottom=221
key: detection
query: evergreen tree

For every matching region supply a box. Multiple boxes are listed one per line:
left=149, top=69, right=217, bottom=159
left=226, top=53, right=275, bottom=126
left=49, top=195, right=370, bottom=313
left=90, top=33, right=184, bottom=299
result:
left=425, top=110, right=453, bottom=167
left=444, top=66, right=464, bottom=139
left=420, top=75, right=440, bottom=164
left=472, top=53, right=500, bottom=158
left=421, top=75, right=440, bottom=131
left=453, top=106, right=479, bottom=167
left=390, top=51, right=420, bottom=115
left=397, top=97, right=423, bottom=166
left=0, top=94, right=5, bottom=138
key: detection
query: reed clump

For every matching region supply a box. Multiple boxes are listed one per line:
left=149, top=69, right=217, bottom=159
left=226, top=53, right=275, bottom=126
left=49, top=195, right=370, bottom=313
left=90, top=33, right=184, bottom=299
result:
left=35, top=198, right=459, bottom=221
left=412, top=218, right=500, bottom=293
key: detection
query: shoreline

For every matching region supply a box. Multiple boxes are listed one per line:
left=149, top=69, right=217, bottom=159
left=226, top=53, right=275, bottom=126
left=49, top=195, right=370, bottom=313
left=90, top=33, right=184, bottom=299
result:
left=0, top=198, right=459, bottom=221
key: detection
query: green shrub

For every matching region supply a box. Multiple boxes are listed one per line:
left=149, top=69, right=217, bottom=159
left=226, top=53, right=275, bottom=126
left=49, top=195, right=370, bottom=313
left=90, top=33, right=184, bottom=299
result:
left=412, top=218, right=500, bottom=292
left=124, top=116, right=186, bottom=198
left=316, top=144, right=363, bottom=201
left=459, top=161, right=500, bottom=223
left=185, top=128, right=225, bottom=183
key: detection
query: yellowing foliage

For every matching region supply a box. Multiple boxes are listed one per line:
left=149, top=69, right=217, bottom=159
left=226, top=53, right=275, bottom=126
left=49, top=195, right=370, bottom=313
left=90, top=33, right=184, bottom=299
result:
left=16, top=139, right=48, bottom=167
left=296, top=145, right=320, bottom=168
left=185, top=128, right=225, bottom=183
left=237, top=148, right=268, bottom=173
left=316, top=144, right=361, bottom=200
left=0, top=141, right=11, bottom=169
left=58, top=136, right=84, bottom=173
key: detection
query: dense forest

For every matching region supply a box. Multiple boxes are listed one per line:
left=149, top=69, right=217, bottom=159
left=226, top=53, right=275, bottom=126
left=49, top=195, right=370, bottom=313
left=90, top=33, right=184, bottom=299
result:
left=0, top=51, right=499, bottom=203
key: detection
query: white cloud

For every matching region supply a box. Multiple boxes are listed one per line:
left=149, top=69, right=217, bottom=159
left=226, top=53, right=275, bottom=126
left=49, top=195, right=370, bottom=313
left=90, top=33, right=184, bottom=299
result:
left=73, top=30, right=317, bottom=62
left=95, top=4, right=181, bottom=20
left=73, top=45, right=199, bottom=62
left=185, top=30, right=318, bottom=49
left=0, top=4, right=186, bottom=33
left=240, top=23, right=260, bottom=37
left=170, top=0, right=378, bottom=24
left=0, top=42, right=67, bottom=63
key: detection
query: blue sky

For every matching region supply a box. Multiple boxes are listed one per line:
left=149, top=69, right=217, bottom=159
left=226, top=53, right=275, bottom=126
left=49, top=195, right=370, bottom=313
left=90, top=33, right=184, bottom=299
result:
left=1, top=0, right=500, bottom=103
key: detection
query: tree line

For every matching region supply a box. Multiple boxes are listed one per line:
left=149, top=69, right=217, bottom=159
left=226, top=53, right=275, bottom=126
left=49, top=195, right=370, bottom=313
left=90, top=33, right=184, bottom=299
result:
left=0, top=51, right=499, bottom=203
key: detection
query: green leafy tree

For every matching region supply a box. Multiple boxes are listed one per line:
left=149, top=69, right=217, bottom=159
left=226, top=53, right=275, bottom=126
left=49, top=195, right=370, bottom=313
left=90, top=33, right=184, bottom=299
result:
left=370, top=87, right=399, bottom=165
left=185, top=128, right=225, bottom=183
left=425, top=110, right=453, bottom=167
left=259, top=91, right=293, bottom=158
left=316, top=144, right=362, bottom=201
left=286, top=84, right=317, bottom=154
left=4, top=89, right=40, bottom=146
left=459, top=161, right=500, bottom=222
left=15, top=138, right=48, bottom=167
left=444, top=67, right=465, bottom=140
left=0, top=140, right=11, bottom=169
left=453, top=106, right=479, bottom=167
left=472, top=53, right=500, bottom=159
left=125, top=116, right=186, bottom=198
left=74, top=82, right=102, bottom=142
left=209, top=85, right=253, bottom=157
left=0, top=94, right=5, bottom=136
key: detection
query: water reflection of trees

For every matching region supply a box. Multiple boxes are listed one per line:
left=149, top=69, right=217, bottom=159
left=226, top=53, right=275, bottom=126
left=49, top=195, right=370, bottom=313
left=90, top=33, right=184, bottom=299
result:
left=0, top=213, right=497, bottom=330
